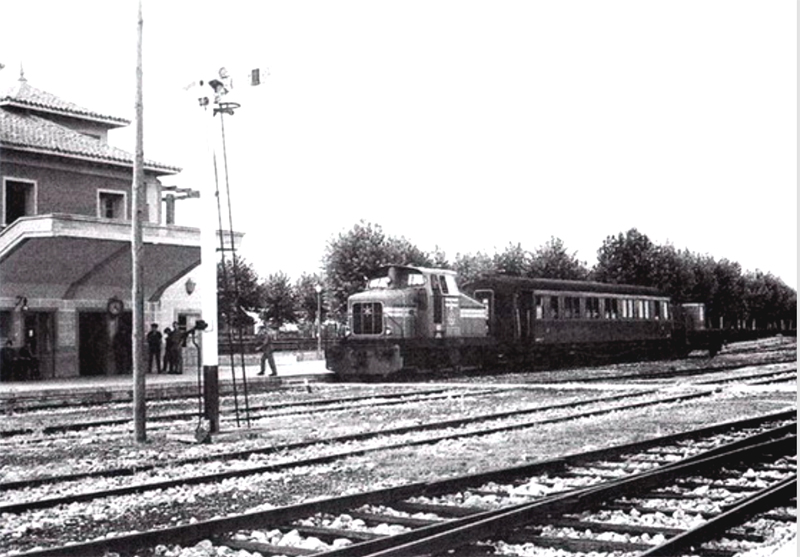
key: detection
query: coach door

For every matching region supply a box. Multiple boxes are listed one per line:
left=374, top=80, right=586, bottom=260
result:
left=24, top=311, right=55, bottom=378
left=473, top=290, right=494, bottom=335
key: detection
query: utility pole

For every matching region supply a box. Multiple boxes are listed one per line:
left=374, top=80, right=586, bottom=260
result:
left=131, top=0, right=146, bottom=443
left=315, top=284, right=323, bottom=358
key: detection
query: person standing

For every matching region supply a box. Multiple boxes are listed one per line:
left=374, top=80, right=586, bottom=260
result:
left=1, top=340, right=16, bottom=381
left=162, top=327, right=174, bottom=373
left=170, top=321, right=184, bottom=374
left=256, top=326, right=277, bottom=376
left=146, top=323, right=163, bottom=374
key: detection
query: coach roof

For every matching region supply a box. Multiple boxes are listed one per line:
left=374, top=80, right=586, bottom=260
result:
left=464, top=274, right=666, bottom=297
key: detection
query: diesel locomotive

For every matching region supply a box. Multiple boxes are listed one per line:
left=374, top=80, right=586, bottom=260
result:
left=325, top=265, right=723, bottom=379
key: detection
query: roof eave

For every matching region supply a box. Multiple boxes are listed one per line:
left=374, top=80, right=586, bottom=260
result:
left=0, top=99, right=130, bottom=128
left=0, top=142, right=181, bottom=176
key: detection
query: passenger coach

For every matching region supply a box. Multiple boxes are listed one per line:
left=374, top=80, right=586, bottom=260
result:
left=462, top=275, right=680, bottom=368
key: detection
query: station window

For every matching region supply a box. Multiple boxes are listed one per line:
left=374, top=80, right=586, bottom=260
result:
left=98, top=191, right=126, bottom=220
left=549, top=296, right=560, bottom=319
left=3, top=179, right=37, bottom=226
left=564, top=297, right=581, bottom=319
left=585, top=297, right=600, bottom=319
left=604, top=298, right=619, bottom=319
left=535, top=296, right=544, bottom=319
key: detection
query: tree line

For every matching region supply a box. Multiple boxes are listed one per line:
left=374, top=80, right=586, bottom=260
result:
left=218, top=221, right=796, bottom=333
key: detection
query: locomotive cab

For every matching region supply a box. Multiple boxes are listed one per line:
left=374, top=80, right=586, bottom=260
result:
left=327, top=265, right=488, bottom=378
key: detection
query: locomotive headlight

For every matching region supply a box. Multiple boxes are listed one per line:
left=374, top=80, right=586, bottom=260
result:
left=384, top=327, right=393, bottom=336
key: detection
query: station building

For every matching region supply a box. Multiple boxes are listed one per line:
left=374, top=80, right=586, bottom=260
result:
left=0, top=74, right=220, bottom=379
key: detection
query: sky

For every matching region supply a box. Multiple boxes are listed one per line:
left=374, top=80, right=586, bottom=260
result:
left=1, top=1, right=796, bottom=288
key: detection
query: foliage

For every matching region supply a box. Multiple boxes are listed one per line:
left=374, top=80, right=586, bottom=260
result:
left=528, top=237, right=590, bottom=280
left=216, top=258, right=264, bottom=329
left=593, top=229, right=658, bottom=286
left=429, top=245, right=451, bottom=269
left=322, top=221, right=432, bottom=318
left=590, top=228, right=795, bottom=329
left=295, top=273, right=327, bottom=326
left=454, top=251, right=495, bottom=286
left=240, top=219, right=795, bottom=333
left=260, top=271, right=297, bottom=329
left=492, top=243, right=530, bottom=276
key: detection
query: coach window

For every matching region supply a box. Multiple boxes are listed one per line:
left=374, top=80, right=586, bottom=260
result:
left=563, top=297, right=580, bottom=319
left=604, top=298, right=618, bottom=319
left=549, top=296, right=560, bottom=319
left=535, top=296, right=544, bottom=319
left=586, top=297, right=600, bottom=319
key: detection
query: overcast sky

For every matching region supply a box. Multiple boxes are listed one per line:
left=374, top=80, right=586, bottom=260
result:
left=1, top=1, right=796, bottom=288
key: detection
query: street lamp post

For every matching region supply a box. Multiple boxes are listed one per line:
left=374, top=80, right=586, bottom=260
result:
left=315, top=285, right=322, bottom=359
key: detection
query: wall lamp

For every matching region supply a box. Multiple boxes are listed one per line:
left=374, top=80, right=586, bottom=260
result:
left=14, top=296, right=28, bottom=312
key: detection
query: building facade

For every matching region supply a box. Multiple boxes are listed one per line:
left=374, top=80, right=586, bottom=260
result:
left=0, top=75, right=212, bottom=379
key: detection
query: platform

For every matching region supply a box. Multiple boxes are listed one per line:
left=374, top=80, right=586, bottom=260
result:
left=0, top=352, right=334, bottom=410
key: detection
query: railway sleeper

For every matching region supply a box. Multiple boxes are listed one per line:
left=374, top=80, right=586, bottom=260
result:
left=501, top=530, right=657, bottom=554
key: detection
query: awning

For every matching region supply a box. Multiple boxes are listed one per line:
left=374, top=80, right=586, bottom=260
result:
left=0, top=214, right=208, bottom=302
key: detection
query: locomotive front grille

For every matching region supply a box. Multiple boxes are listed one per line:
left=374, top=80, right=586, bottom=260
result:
left=352, top=302, right=384, bottom=335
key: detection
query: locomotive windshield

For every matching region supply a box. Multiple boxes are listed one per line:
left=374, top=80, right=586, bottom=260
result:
left=367, top=267, right=426, bottom=289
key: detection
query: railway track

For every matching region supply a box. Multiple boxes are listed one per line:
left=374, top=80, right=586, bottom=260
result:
left=541, top=359, right=797, bottom=384
left=12, top=411, right=795, bottom=557
left=0, top=388, right=691, bottom=508
left=0, top=387, right=506, bottom=438
left=3, top=360, right=792, bottom=441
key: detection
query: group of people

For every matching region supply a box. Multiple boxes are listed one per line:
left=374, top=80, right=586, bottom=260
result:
left=145, top=322, right=279, bottom=377
left=146, top=322, right=187, bottom=374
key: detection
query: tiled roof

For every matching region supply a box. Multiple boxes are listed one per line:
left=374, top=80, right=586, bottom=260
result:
left=0, top=79, right=130, bottom=127
left=0, top=108, right=180, bottom=174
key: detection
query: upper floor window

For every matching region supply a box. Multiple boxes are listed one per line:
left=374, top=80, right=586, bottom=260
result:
left=98, top=191, right=126, bottom=220
left=3, top=179, right=37, bottom=226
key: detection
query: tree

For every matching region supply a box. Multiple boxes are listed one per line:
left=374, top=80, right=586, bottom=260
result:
left=454, top=251, right=495, bottom=286
left=493, top=242, right=530, bottom=276
left=528, top=237, right=589, bottom=280
left=295, top=273, right=326, bottom=327
left=712, top=259, right=746, bottom=328
left=649, top=245, right=696, bottom=303
left=428, top=245, right=451, bottom=269
left=217, top=258, right=264, bottom=330
left=261, top=271, right=297, bottom=329
left=593, top=228, right=658, bottom=286
left=322, top=221, right=431, bottom=319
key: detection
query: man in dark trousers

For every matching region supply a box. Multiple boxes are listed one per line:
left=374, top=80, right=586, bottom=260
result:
left=256, top=326, right=278, bottom=376
left=146, top=323, right=163, bottom=374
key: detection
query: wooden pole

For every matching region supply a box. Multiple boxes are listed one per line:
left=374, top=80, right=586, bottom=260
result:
left=132, top=0, right=146, bottom=443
